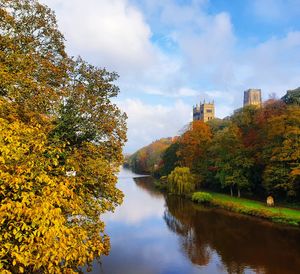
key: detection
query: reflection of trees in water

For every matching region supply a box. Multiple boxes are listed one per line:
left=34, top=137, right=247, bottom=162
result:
left=164, top=195, right=300, bottom=274
left=164, top=196, right=211, bottom=266
left=182, top=227, right=211, bottom=266
left=133, top=176, right=163, bottom=198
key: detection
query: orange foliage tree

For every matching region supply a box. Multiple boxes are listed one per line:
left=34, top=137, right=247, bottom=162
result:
left=262, top=105, right=300, bottom=197
left=178, top=120, right=212, bottom=172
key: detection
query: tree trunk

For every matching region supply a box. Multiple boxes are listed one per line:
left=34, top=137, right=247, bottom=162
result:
left=230, top=187, right=233, bottom=197
left=238, top=188, right=240, bottom=198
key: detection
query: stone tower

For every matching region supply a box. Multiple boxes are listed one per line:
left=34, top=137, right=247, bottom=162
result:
left=243, top=89, right=262, bottom=107
left=193, top=100, right=215, bottom=122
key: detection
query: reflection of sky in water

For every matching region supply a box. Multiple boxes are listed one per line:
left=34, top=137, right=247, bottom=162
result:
left=103, top=168, right=164, bottom=224
left=91, top=168, right=228, bottom=274
left=88, top=168, right=300, bottom=274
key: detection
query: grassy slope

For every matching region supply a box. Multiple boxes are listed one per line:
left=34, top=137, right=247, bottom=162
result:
left=210, top=192, right=300, bottom=220
left=193, top=191, right=300, bottom=226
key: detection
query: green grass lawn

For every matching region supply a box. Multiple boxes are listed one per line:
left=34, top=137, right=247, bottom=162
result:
left=210, top=192, right=300, bottom=220
left=192, top=191, right=300, bottom=226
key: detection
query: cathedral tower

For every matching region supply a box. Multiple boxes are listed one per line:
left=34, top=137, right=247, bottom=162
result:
left=243, top=89, right=262, bottom=107
left=193, top=100, right=215, bottom=122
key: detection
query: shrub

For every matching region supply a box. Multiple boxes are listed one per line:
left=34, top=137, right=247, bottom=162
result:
left=192, top=192, right=213, bottom=203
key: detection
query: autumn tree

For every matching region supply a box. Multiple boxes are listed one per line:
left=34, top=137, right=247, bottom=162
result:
left=0, top=0, right=67, bottom=115
left=0, top=115, right=117, bottom=273
left=153, top=94, right=300, bottom=201
left=0, top=0, right=127, bottom=273
left=262, top=105, right=300, bottom=198
left=127, top=138, right=174, bottom=174
left=178, top=121, right=211, bottom=168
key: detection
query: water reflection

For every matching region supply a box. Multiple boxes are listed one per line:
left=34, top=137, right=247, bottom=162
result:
left=89, top=169, right=300, bottom=274
left=133, top=176, right=162, bottom=198
left=164, top=197, right=212, bottom=267
left=165, top=196, right=300, bottom=274
left=103, top=170, right=164, bottom=225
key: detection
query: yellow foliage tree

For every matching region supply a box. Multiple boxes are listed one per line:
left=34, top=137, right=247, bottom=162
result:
left=167, top=167, right=195, bottom=195
left=0, top=0, right=126, bottom=272
left=0, top=113, right=122, bottom=273
left=262, top=105, right=300, bottom=196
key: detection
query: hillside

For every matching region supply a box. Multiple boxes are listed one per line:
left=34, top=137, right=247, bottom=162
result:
left=125, top=137, right=178, bottom=175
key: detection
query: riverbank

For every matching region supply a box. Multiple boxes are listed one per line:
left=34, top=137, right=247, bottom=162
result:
left=192, top=191, right=300, bottom=227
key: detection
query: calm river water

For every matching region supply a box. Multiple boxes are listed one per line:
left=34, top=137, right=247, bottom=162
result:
left=89, top=168, right=300, bottom=274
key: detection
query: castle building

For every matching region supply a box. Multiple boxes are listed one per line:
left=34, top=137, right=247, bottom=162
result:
left=243, top=89, right=262, bottom=107
left=193, top=100, right=215, bottom=122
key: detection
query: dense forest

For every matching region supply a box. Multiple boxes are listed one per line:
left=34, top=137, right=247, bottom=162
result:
left=127, top=88, right=300, bottom=202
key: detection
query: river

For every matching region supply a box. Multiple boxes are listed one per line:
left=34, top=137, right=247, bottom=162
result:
left=89, top=168, right=300, bottom=274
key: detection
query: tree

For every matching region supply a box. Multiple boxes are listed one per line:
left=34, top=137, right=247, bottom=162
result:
left=178, top=120, right=212, bottom=173
left=206, top=118, right=230, bottom=135
left=231, top=105, right=258, bottom=136
left=210, top=124, right=253, bottom=197
left=262, top=105, right=300, bottom=198
left=51, top=57, right=127, bottom=161
left=281, top=87, right=300, bottom=105
left=126, top=138, right=174, bottom=174
left=0, top=115, right=122, bottom=273
left=160, top=142, right=180, bottom=176
left=167, top=167, right=195, bottom=195
left=177, top=121, right=212, bottom=187
left=0, top=0, right=67, bottom=115
left=0, top=0, right=126, bottom=272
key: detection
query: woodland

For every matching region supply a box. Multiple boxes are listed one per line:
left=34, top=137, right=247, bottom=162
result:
left=127, top=88, right=300, bottom=202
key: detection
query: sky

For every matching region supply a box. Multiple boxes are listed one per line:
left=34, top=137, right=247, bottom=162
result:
left=41, top=0, right=300, bottom=153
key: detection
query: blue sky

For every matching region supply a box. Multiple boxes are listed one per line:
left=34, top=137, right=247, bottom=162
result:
left=42, top=0, right=300, bottom=153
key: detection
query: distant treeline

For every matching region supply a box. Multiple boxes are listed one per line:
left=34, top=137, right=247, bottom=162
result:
left=124, top=137, right=177, bottom=176
left=126, top=87, right=300, bottom=201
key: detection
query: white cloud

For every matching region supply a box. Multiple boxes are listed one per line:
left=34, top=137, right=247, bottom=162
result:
left=42, top=0, right=238, bottom=98
left=177, top=12, right=236, bottom=86
left=140, top=86, right=200, bottom=98
left=42, top=0, right=189, bottom=101
left=40, top=0, right=300, bottom=152
left=117, top=99, right=191, bottom=153
left=237, top=31, right=300, bottom=97
left=42, top=0, right=158, bottom=75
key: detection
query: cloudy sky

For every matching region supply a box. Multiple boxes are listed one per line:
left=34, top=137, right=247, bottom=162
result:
left=41, top=0, right=300, bottom=153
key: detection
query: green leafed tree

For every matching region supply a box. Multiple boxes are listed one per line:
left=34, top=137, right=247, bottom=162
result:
left=159, top=142, right=180, bottom=176
left=210, top=124, right=253, bottom=197
left=51, top=57, right=127, bottom=161
left=281, top=87, right=300, bottom=105
left=167, top=167, right=195, bottom=195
